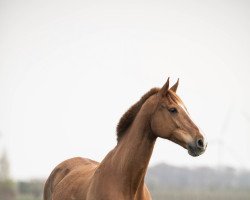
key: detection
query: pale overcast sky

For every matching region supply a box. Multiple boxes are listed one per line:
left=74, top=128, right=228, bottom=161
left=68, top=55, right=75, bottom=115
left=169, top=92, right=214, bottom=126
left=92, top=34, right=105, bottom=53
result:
left=0, top=0, right=250, bottom=179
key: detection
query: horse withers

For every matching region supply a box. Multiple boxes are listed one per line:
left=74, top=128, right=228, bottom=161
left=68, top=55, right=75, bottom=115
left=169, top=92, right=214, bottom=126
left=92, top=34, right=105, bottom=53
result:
left=44, top=78, right=207, bottom=200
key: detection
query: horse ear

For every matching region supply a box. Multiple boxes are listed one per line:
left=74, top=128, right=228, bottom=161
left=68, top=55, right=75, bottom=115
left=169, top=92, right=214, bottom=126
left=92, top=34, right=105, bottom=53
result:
left=159, top=77, right=170, bottom=96
left=170, top=78, right=179, bottom=92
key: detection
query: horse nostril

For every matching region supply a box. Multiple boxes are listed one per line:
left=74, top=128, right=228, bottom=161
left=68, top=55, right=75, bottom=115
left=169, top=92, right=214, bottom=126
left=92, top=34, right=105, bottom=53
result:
left=196, top=138, right=204, bottom=149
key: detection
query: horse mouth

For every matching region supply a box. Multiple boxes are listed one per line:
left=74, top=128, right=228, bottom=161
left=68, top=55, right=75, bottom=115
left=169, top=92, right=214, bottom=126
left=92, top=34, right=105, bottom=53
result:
left=187, top=144, right=206, bottom=157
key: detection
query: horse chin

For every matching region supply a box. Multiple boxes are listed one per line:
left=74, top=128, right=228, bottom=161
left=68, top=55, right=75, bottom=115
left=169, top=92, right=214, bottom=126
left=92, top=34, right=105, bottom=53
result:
left=187, top=146, right=205, bottom=157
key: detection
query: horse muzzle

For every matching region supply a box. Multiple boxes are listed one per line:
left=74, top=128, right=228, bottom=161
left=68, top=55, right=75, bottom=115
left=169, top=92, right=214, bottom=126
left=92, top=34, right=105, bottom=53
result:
left=187, top=138, right=207, bottom=157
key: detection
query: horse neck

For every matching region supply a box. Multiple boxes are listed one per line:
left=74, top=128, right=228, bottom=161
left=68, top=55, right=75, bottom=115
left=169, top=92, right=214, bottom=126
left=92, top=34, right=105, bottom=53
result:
left=101, top=102, right=157, bottom=196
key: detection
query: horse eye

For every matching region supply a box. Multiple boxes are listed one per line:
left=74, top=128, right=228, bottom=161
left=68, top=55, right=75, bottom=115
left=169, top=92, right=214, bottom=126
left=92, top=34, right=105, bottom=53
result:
left=169, top=108, right=178, bottom=113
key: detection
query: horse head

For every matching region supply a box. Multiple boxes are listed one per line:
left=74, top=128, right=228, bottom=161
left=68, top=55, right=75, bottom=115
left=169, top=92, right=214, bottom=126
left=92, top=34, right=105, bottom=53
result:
left=151, top=78, right=207, bottom=156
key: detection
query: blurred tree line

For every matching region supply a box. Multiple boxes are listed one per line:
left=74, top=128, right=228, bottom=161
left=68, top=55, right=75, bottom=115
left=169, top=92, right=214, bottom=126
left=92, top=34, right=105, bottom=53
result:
left=146, top=163, right=250, bottom=200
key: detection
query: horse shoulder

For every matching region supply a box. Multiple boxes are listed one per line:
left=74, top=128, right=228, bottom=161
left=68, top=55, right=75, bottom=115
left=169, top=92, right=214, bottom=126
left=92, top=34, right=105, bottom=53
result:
left=143, top=184, right=152, bottom=200
left=134, top=183, right=152, bottom=200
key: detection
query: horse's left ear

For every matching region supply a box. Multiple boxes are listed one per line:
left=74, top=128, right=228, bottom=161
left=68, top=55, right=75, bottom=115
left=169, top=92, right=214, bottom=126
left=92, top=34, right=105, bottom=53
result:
left=159, top=77, right=170, bottom=97
left=170, top=78, right=179, bottom=92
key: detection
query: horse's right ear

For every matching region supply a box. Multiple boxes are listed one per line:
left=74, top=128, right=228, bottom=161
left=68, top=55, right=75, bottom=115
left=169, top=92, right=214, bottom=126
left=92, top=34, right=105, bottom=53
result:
left=170, top=78, right=179, bottom=93
left=159, top=77, right=170, bottom=97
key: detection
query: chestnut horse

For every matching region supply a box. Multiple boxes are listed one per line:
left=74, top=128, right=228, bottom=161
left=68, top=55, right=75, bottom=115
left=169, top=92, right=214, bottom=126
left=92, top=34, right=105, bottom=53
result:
left=44, top=78, right=207, bottom=200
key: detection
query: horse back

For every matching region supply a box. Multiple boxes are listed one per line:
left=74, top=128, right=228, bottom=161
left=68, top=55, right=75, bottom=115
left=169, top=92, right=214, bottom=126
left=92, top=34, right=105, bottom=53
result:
left=43, top=157, right=99, bottom=200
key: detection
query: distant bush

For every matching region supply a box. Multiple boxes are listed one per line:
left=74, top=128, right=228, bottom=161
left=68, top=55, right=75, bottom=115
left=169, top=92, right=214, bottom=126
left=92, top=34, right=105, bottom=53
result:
left=17, top=179, right=44, bottom=199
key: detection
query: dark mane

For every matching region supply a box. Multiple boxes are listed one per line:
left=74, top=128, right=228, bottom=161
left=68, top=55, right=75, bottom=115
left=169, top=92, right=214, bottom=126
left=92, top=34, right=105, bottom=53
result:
left=116, top=88, right=160, bottom=142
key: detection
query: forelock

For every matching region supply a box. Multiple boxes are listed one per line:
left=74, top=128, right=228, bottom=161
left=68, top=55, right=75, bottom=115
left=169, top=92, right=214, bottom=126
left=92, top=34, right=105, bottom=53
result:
left=167, top=90, right=188, bottom=112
